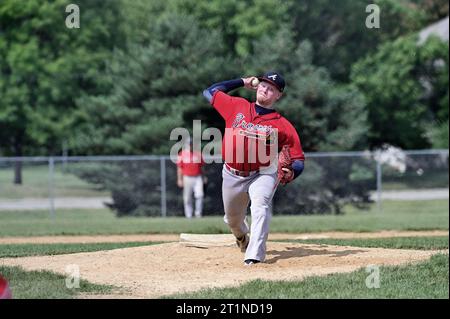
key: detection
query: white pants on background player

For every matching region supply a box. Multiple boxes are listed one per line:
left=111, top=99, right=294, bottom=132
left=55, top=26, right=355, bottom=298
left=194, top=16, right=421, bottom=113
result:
left=183, top=175, right=204, bottom=218
left=222, top=165, right=277, bottom=262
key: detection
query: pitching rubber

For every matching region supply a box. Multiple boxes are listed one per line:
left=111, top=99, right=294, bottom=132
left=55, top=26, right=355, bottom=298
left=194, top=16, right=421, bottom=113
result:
left=179, top=233, right=236, bottom=248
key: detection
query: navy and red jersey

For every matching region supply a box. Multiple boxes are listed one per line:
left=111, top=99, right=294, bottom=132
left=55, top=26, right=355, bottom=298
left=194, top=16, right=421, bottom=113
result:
left=210, top=91, right=305, bottom=172
left=177, top=150, right=204, bottom=176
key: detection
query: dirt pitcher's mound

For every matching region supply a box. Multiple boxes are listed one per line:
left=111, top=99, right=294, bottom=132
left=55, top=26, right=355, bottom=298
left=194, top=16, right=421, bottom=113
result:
left=0, top=242, right=444, bottom=298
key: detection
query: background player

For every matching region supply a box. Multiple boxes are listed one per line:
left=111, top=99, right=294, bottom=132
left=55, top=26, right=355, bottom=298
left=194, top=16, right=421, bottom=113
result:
left=203, top=71, right=305, bottom=265
left=177, top=140, right=207, bottom=218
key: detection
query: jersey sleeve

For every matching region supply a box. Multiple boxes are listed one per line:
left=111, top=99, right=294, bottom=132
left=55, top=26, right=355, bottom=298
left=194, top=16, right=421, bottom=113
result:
left=210, top=91, right=243, bottom=120
left=280, top=120, right=305, bottom=161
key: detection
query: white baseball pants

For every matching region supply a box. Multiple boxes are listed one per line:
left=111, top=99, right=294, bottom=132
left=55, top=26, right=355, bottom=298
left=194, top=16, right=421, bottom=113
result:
left=221, top=165, right=278, bottom=262
left=183, top=175, right=204, bottom=218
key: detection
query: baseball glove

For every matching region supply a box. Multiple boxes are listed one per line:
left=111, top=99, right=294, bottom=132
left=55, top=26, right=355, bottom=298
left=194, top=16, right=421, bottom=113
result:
left=277, top=145, right=294, bottom=185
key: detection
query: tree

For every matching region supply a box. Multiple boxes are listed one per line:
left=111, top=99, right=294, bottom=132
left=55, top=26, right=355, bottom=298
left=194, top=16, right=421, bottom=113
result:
left=117, top=0, right=172, bottom=46
left=120, top=0, right=432, bottom=82
left=425, top=121, right=449, bottom=149
left=168, top=0, right=289, bottom=58
left=410, top=0, right=449, bottom=23
left=244, top=29, right=368, bottom=152
left=70, top=14, right=236, bottom=155
left=351, top=35, right=449, bottom=149
left=286, top=0, right=426, bottom=81
left=0, top=0, right=125, bottom=183
left=69, top=14, right=238, bottom=216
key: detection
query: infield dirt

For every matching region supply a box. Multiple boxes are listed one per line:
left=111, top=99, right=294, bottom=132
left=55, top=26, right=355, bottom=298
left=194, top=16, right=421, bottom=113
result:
left=0, top=240, right=446, bottom=298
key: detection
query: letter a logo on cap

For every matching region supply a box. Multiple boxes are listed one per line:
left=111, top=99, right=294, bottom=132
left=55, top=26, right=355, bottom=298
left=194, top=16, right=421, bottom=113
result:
left=259, top=71, right=285, bottom=92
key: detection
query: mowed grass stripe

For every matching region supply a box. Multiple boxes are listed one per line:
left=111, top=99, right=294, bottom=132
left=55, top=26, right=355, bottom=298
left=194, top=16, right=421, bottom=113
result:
left=276, top=236, right=449, bottom=250
left=0, top=241, right=164, bottom=258
left=167, top=254, right=449, bottom=299
left=0, top=165, right=109, bottom=199
left=0, top=200, right=448, bottom=236
left=0, top=265, right=116, bottom=299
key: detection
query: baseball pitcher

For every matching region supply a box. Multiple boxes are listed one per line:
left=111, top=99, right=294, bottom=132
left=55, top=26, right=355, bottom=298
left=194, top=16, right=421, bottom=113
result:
left=203, top=71, right=305, bottom=265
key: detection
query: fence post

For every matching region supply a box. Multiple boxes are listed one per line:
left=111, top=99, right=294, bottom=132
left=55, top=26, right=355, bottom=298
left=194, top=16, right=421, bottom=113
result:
left=160, top=157, right=167, bottom=217
left=48, top=157, right=55, bottom=219
left=62, top=141, right=68, bottom=172
left=376, top=161, right=382, bottom=213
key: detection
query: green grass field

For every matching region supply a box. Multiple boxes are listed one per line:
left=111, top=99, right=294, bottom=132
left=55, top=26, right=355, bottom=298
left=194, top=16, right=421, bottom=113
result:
left=0, top=241, right=164, bottom=258
left=1, top=237, right=447, bottom=299
left=168, top=253, right=449, bottom=299
left=0, top=265, right=115, bottom=299
left=0, top=164, right=109, bottom=198
left=382, top=170, right=449, bottom=190
left=0, top=199, right=448, bottom=299
left=0, top=200, right=447, bottom=237
left=276, top=236, right=449, bottom=250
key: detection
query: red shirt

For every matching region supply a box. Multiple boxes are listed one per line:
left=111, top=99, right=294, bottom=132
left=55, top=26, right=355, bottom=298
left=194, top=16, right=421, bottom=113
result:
left=211, top=91, right=305, bottom=171
left=177, top=150, right=204, bottom=176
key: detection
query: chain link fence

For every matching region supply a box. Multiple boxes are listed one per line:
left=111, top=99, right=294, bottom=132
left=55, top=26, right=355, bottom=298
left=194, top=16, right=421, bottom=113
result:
left=0, top=150, right=448, bottom=217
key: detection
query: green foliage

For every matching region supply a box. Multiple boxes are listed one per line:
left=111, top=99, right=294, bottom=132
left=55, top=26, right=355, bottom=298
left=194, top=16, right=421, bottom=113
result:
left=0, top=0, right=125, bottom=156
left=245, top=32, right=369, bottom=151
left=68, top=161, right=224, bottom=217
left=168, top=0, right=289, bottom=57
left=409, top=0, right=449, bottom=23
left=130, top=0, right=446, bottom=83
left=286, top=0, right=426, bottom=81
left=69, top=162, right=166, bottom=216
left=117, top=0, right=171, bottom=45
left=109, top=0, right=289, bottom=60
left=1, top=0, right=447, bottom=159
left=71, top=14, right=236, bottom=155
left=351, top=35, right=449, bottom=149
left=273, top=157, right=374, bottom=214
left=424, top=121, right=449, bottom=149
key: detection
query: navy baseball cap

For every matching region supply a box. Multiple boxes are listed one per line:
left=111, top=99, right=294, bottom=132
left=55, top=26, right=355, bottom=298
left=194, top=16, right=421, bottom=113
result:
left=258, top=71, right=285, bottom=92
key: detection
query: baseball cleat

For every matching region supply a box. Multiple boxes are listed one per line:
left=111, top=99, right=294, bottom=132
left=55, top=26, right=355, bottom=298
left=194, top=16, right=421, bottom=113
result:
left=236, top=234, right=249, bottom=253
left=244, top=259, right=260, bottom=266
